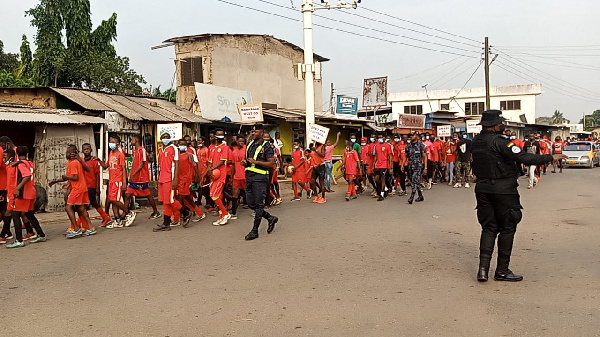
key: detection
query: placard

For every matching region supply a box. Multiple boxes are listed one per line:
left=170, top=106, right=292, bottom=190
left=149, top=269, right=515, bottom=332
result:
left=466, top=120, right=482, bottom=134
left=437, top=125, right=452, bottom=137
left=238, top=104, right=264, bottom=123
left=397, top=114, right=426, bottom=129
left=308, top=124, right=330, bottom=144
left=157, top=123, right=183, bottom=141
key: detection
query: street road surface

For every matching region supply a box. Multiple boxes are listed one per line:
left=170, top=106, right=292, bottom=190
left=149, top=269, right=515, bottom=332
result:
left=1, top=168, right=598, bottom=336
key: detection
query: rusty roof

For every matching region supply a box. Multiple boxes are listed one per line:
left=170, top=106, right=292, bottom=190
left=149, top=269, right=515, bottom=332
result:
left=162, top=33, right=330, bottom=62
left=50, top=87, right=210, bottom=123
left=0, top=104, right=105, bottom=124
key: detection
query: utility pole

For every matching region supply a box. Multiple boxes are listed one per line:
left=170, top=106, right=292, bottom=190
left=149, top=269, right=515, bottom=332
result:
left=422, top=84, right=433, bottom=112
left=484, top=36, right=490, bottom=110
left=301, top=0, right=361, bottom=147
left=329, top=82, right=335, bottom=114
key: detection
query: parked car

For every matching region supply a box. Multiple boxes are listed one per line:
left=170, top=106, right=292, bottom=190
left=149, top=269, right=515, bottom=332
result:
left=563, top=141, right=600, bottom=168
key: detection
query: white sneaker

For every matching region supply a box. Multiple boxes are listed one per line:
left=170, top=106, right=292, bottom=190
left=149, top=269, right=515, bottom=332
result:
left=220, top=213, right=232, bottom=225
left=427, top=181, right=432, bottom=190
left=193, top=214, right=206, bottom=222
left=448, top=182, right=453, bottom=186
left=453, top=183, right=461, bottom=188
left=107, top=220, right=123, bottom=229
left=124, top=211, right=136, bottom=227
left=170, top=221, right=181, bottom=227
left=464, top=183, right=470, bottom=188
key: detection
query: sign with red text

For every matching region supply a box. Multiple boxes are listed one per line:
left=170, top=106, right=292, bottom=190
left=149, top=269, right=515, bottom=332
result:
left=467, top=120, right=482, bottom=134
left=238, top=104, right=263, bottom=123
left=308, top=124, right=330, bottom=144
left=437, top=125, right=452, bottom=137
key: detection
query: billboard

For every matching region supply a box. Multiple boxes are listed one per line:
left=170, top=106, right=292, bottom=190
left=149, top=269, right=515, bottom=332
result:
left=194, top=83, right=253, bottom=122
left=336, top=95, right=359, bottom=115
left=397, top=114, right=426, bottom=129
left=363, top=77, right=388, bottom=107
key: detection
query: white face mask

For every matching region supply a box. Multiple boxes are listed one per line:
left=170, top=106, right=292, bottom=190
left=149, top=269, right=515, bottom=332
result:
left=361, top=142, right=366, bottom=146
left=510, top=136, right=516, bottom=140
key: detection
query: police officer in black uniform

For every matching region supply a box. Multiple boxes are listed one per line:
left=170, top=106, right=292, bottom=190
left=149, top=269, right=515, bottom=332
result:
left=242, top=124, right=279, bottom=241
left=472, top=110, right=567, bottom=282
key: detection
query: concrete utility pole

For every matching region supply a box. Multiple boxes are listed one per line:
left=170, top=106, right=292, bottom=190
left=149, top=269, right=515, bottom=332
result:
left=484, top=36, right=490, bottom=110
left=301, top=0, right=362, bottom=146
left=329, top=82, right=335, bottom=114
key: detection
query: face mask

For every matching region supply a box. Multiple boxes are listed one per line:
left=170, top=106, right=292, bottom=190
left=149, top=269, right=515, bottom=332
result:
left=293, top=145, right=299, bottom=150
left=350, top=139, right=356, bottom=143
left=370, top=138, right=375, bottom=142
left=216, top=136, right=225, bottom=140
left=346, top=147, right=351, bottom=151
left=463, top=135, right=467, bottom=139
left=161, top=139, right=171, bottom=145
left=425, top=136, right=430, bottom=140
left=510, top=136, right=516, bottom=140
left=378, top=139, right=384, bottom=143
left=109, top=143, right=117, bottom=150
left=361, top=142, right=366, bottom=146
left=394, top=138, right=400, bottom=142
left=178, top=145, right=187, bottom=152
left=4, top=160, right=10, bottom=165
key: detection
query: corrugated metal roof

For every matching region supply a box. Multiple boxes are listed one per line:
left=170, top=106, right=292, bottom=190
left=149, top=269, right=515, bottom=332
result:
left=50, top=88, right=210, bottom=123
left=0, top=106, right=105, bottom=124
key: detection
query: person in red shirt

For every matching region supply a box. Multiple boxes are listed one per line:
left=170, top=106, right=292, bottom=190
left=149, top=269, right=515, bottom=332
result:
left=0, top=143, right=8, bottom=241
left=310, top=142, right=327, bottom=203
left=340, top=140, right=361, bottom=201
left=510, top=131, right=525, bottom=149
left=124, top=135, right=160, bottom=219
left=81, top=143, right=112, bottom=227
left=154, top=131, right=184, bottom=231
left=172, top=139, right=204, bottom=226
left=290, top=140, right=311, bottom=201
left=98, top=135, right=135, bottom=228
left=231, top=135, right=247, bottom=217
left=4, top=146, right=46, bottom=248
left=195, top=136, right=214, bottom=211
left=303, top=149, right=313, bottom=190
left=208, top=129, right=231, bottom=226
left=49, top=145, right=95, bottom=238
left=443, top=135, right=457, bottom=186
left=0, top=147, right=15, bottom=243
left=373, top=133, right=392, bottom=201
left=394, top=135, right=408, bottom=195
left=552, top=136, right=565, bottom=173
left=266, top=136, right=282, bottom=206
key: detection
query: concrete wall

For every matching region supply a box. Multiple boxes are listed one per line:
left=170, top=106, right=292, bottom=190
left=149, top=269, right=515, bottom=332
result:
left=173, top=35, right=324, bottom=113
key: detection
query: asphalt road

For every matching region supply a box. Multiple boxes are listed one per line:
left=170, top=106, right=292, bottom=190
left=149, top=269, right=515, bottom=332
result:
left=1, top=168, right=599, bottom=336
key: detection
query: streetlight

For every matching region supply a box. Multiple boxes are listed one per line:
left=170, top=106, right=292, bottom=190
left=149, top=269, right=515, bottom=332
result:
left=301, top=0, right=362, bottom=147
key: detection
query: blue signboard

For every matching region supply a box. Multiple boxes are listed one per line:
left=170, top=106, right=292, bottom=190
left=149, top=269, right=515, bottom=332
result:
left=336, top=95, right=359, bottom=115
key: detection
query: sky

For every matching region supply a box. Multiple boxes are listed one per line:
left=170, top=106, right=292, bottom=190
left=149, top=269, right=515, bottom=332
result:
left=1, top=0, right=599, bottom=123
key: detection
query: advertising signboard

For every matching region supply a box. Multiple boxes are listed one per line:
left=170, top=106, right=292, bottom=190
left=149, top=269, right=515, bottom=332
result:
left=336, top=95, right=359, bottom=115
left=194, top=83, right=253, bottom=122
left=363, top=77, right=388, bottom=107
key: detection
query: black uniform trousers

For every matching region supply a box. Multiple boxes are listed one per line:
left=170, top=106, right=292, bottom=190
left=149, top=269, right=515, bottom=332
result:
left=475, top=192, right=523, bottom=272
left=245, top=172, right=273, bottom=230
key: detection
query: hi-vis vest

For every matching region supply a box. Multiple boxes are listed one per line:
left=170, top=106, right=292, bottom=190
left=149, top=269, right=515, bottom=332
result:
left=245, top=140, right=269, bottom=175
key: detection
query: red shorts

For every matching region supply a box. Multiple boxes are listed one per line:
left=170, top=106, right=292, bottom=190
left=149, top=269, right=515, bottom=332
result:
left=108, top=182, right=123, bottom=202
left=210, top=181, right=225, bottom=199
left=158, top=182, right=176, bottom=204
left=367, top=162, right=374, bottom=174
left=271, top=171, right=278, bottom=183
left=67, top=190, right=90, bottom=205
left=345, top=174, right=357, bottom=180
left=126, top=182, right=151, bottom=197
left=292, top=169, right=306, bottom=183
left=177, top=179, right=192, bottom=196
left=10, top=198, right=34, bottom=212
left=233, top=179, right=246, bottom=190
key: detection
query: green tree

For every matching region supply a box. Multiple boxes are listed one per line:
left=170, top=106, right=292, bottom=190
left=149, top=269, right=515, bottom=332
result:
left=18, top=35, right=34, bottom=79
left=579, top=109, right=600, bottom=131
left=152, top=85, right=176, bottom=103
left=26, top=0, right=145, bottom=92
left=550, top=110, right=569, bottom=125
left=0, top=40, right=20, bottom=72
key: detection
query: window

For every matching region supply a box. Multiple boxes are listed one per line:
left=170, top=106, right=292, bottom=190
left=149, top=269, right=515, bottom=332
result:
left=440, top=103, right=450, bottom=111
left=500, top=100, right=521, bottom=110
left=404, top=105, right=423, bottom=115
left=465, top=102, right=485, bottom=115
left=180, top=57, right=203, bottom=86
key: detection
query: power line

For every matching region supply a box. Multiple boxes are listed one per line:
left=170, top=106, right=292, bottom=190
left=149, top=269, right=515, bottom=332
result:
left=360, top=6, right=481, bottom=44
left=492, top=47, right=600, bottom=70
left=429, top=57, right=481, bottom=89
left=495, top=44, right=600, bottom=49
left=450, top=59, right=483, bottom=100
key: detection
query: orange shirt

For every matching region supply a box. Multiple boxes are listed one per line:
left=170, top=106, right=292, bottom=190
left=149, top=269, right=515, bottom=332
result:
left=0, top=147, right=6, bottom=190
left=158, top=145, right=179, bottom=183
left=196, top=146, right=209, bottom=175
left=178, top=152, right=194, bottom=182
left=311, top=145, right=325, bottom=167
left=232, top=146, right=247, bottom=180
left=67, top=159, right=87, bottom=195
left=131, top=147, right=150, bottom=183
left=106, top=147, right=125, bottom=183
left=83, top=157, right=100, bottom=189
left=344, top=149, right=360, bottom=175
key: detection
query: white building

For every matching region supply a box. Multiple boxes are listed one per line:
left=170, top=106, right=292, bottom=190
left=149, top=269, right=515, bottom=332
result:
left=388, top=84, right=542, bottom=124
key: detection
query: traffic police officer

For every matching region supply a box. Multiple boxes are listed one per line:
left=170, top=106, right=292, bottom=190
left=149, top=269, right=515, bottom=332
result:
left=242, top=124, right=279, bottom=241
left=402, top=131, right=427, bottom=204
left=472, top=110, right=566, bottom=282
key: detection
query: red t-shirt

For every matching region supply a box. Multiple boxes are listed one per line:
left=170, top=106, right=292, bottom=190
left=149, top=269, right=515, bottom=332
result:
left=539, top=140, right=550, bottom=155
left=158, top=145, right=179, bottom=183
left=178, top=152, right=194, bottom=182
left=196, top=146, right=209, bottom=175
left=431, top=141, right=443, bottom=162
left=360, top=144, right=370, bottom=163
left=106, top=147, right=125, bottom=183
left=232, top=146, right=247, bottom=180
left=13, top=160, right=36, bottom=200
left=6, top=163, right=17, bottom=197
left=226, top=147, right=234, bottom=176
left=303, top=156, right=312, bottom=173
left=83, top=157, right=100, bottom=189
left=131, top=147, right=150, bottom=183
left=0, top=147, right=6, bottom=190
left=344, top=149, right=360, bottom=175
left=391, top=142, right=400, bottom=162
left=209, top=144, right=228, bottom=182
left=553, top=141, right=565, bottom=154
left=513, top=138, right=525, bottom=148
left=444, top=141, right=456, bottom=163
left=311, top=145, right=325, bottom=167
left=396, top=142, right=407, bottom=164
left=67, top=159, right=87, bottom=195
left=374, top=142, right=392, bottom=169
left=292, top=149, right=305, bottom=173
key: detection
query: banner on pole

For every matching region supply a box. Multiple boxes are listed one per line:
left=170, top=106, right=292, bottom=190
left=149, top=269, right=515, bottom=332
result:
left=238, top=104, right=264, bottom=123
left=308, top=124, right=330, bottom=144
left=437, top=125, right=452, bottom=137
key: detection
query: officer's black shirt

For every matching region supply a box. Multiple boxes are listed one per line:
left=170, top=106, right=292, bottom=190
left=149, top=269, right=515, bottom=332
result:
left=245, top=139, right=275, bottom=179
left=456, top=138, right=472, bottom=162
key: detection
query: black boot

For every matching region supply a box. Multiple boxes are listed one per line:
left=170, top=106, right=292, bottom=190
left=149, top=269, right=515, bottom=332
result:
left=245, top=230, right=259, bottom=240
left=477, top=254, right=491, bottom=282
left=407, top=192, right=415, bottom=204
left=415, top=190, right=424, bottom=202
left=153, top=215, right=172, bottom=232
left=267, top=216, right=279, bottom=234
left=495, top=231, right=521, bottom=281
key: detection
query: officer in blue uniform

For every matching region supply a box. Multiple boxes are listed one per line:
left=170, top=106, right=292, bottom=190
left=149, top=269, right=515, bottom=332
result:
left=472, top=110, right=567, bottom=282
left=242, top=124, right=279, bottom=241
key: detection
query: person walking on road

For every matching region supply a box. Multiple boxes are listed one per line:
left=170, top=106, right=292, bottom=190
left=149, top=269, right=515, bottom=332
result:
left=243, top=124, right=278, bottom=241
left=472, top=110, right=567, bottom=282
left=402, top=131, right=427, bottom=204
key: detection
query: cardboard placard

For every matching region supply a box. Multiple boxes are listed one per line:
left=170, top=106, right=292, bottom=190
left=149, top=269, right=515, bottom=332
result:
left=466, top=121, right=482, bottom=134
left=437, top=125, right=451, bottom=137
left=308, top=124, right=330, bottom=144
left=238, top=104, right=264, bottom=123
